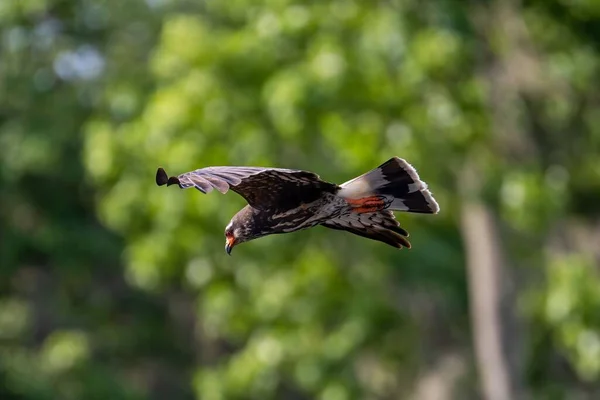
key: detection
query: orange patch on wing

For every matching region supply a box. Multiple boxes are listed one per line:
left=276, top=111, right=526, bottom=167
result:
left=345, top=198, right=363, bottom=205
left=348, top=196, right=386, bottom=213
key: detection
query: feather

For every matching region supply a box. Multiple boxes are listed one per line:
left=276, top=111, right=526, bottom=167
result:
left=321, top=210, right=411, bottom=249
left=156, top=166, right=338, bottom=211
left=338, top=157, right=439, bottom=214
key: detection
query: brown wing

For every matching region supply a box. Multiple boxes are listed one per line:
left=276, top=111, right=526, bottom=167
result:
left=156, top=166, right=338, bottom=211
left=321, top=210, right=411, bottom=249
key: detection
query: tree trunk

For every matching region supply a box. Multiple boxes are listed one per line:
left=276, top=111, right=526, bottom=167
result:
left=460, top=185, right=515, bottom=400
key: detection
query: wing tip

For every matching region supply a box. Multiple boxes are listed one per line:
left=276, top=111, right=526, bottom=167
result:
left=156, top=168, right=168, bottom=186
left=389, top=230, right=411, bottom=249
left=156, top=167, right=181, bottom=187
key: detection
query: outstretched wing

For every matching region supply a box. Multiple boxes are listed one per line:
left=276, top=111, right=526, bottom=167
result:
left=321, top=210, right=411, bottom=249
left=156, top=166, right=337, bottom=211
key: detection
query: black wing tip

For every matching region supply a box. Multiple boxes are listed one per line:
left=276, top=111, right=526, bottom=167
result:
left=156, top=167, right=181, bottom=187
left=156, top=168, right=168, bottom=186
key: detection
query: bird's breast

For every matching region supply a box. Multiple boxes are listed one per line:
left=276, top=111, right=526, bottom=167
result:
left=268, top=194, right=345, bottom=233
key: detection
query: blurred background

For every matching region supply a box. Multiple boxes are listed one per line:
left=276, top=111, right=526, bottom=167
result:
left=1, top=0, right=600, bottom=399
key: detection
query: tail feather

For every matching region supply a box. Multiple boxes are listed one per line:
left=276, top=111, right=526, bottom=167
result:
left=338, top=157, right=440, bottom=214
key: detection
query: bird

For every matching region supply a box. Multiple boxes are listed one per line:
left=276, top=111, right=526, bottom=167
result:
left=156, top=157, right=439, bottom=255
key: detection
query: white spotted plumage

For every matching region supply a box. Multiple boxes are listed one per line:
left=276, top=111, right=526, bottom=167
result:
left=157, top=157, right=439, bottom=252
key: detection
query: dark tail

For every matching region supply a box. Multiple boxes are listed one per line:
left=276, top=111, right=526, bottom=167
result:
left=337, top=157, right=440, bottom=214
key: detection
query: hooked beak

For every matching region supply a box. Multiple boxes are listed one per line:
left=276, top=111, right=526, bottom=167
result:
left=225, top=236, right=236, bottom=256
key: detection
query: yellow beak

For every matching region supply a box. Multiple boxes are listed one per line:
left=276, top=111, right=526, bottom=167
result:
left=225, top=236, right=236, bottom=255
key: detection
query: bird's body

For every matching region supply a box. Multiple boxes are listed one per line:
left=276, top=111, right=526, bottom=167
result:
left=156, top=157, right=439, bottom=253
left=236, top=192, right=346, bottom=237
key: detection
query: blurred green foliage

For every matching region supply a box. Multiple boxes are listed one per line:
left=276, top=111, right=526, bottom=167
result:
left=1, top=0, right=599, bottom=399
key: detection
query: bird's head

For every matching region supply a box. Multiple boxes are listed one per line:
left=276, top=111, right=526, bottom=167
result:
left=224, top=207, right=263, bottom=255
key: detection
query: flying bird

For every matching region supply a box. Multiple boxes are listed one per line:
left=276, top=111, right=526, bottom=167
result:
left=156, top=157, right=439, bottom=254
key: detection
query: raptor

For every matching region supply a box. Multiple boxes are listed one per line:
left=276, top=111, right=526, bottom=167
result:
left=156, top=157, right=439, bottom=255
